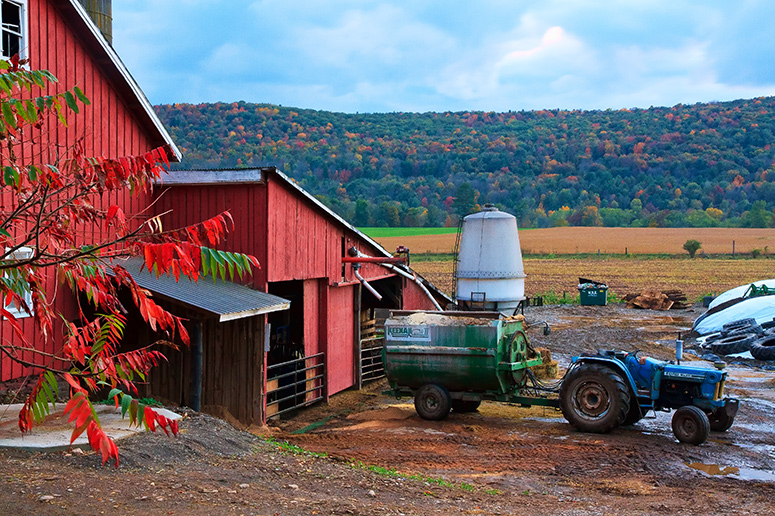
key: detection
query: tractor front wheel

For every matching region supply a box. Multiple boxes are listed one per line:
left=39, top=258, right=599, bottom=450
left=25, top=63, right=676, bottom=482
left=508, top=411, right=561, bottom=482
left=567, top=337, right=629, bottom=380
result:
left=560, top=364, right=631, bottom=433
left=708, top=408, right=735, bottom=432
left=414, top=384, right=451, bottom=421
left=672, top=406, right=710, bottom=445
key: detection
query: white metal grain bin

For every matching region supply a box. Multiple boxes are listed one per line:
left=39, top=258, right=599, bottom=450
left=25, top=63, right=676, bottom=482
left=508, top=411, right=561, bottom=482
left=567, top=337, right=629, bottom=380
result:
left=455, top=205, right=525, bottom=313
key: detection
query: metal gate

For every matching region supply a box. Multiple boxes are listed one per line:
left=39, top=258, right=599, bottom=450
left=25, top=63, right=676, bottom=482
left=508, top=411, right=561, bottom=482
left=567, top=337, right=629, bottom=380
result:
left=360, top=318, right=385, bottom=382
left=266, top=352, right=325, bottom=418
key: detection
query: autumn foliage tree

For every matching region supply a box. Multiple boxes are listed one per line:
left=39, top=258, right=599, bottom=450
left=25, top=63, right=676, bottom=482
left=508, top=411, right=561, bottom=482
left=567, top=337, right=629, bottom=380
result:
left=0, top=57, right=259, bottom=466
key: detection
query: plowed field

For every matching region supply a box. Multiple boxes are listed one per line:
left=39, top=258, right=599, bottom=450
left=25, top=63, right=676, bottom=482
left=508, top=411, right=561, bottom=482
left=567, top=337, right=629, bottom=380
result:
left=413, top=258, right=775, bottom=301
left=376, top=227, right=775, bottom=255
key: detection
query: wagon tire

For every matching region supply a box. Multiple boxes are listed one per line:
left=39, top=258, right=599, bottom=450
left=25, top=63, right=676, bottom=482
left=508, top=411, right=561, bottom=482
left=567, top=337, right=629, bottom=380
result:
left=709, top=333, right=757, bottom=355
left=451, top=399, right=481, bottom=413
left=560, top=364, right=631, bottom=433
left=672, top=406, right=710, bottom=445
left=750, top=335, right=775, bottom=361
left=414, top=384, right=451, bottom=421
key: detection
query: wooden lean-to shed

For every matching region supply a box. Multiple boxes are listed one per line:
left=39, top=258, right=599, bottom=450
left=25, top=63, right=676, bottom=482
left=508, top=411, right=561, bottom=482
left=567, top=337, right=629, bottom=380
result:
left=150, top=167, right=450, bottom=423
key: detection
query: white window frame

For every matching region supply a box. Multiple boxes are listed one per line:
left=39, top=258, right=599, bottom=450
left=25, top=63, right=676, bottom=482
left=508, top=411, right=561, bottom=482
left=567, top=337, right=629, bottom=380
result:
left=0, top=0, right=27, bottom=61
left=3, top=246, right=32, bottom=319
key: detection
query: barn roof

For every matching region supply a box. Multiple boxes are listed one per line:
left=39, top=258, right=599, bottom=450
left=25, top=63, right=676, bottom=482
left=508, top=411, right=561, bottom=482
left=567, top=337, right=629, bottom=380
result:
left=113, top=258, right=290, bottom=322
left=57, top=1, right=181, bottom=161
left=158, top=167, right=454, bottom=307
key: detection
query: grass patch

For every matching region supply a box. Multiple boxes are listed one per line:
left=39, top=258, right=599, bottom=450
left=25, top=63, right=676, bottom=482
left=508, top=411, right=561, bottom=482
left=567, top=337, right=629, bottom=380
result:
left=350, top=461, right=482, bottom=492
left=359, top=227, right=459, bottom=238
left=262, top=437, right=328, bottom=458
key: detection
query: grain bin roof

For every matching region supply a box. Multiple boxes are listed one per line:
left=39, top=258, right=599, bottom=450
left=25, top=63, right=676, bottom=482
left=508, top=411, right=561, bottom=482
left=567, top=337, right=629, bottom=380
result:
left=111, top=258, right=290, bottom=322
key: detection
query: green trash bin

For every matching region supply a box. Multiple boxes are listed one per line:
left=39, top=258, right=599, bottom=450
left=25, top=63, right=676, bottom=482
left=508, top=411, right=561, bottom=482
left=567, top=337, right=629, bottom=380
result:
left=578, top=282, right=608, bottom=306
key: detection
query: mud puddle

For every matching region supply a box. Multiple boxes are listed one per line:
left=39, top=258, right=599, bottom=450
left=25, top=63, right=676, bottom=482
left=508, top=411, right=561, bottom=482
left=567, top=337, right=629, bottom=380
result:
left=687, top=462, right=775, bottom=482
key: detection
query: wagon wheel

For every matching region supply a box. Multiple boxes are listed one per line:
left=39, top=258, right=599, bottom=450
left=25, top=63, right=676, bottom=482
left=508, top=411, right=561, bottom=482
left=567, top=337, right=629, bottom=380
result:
left=451, top=399, right=481, bottom=413
left=414, top=384, right=451, bottom=421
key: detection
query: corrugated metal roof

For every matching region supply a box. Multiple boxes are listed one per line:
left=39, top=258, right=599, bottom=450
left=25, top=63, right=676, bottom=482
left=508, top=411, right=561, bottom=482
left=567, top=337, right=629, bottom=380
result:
left=113, top=258, right=290, bottom=322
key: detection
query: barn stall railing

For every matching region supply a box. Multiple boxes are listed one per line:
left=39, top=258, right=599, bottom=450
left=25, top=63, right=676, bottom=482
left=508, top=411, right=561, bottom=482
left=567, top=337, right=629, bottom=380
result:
left=360, top=318, right=385, bottom=382
left=266, top=352, right=325, bottom=418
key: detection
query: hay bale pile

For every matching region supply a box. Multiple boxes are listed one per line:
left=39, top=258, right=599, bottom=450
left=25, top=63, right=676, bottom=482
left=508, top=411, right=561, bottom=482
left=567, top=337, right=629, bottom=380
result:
left=530, top=347, right=559, bottom=379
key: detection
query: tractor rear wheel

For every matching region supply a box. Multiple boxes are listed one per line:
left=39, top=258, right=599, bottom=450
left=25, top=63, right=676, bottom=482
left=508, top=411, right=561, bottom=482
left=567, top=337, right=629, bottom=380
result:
left=560, top=364, right=631, bottom=433
left=623, top=404, right=643, bottom=426
left=414, top=384, right=451, bottom=421
left=451, top=399, right=481, bottom=413
left=672, top=406, right=710, bottom=445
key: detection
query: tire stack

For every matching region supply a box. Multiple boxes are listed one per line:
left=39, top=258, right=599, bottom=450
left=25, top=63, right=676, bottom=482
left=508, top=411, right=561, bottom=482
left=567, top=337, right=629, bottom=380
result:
left=704, top=318, right=775, bottom=361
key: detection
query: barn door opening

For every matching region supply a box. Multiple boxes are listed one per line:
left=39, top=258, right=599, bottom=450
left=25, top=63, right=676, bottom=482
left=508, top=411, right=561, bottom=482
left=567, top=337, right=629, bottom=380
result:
left=266, top=280, right=324, bottom=417
left=357, top=276, right=402, bottom=385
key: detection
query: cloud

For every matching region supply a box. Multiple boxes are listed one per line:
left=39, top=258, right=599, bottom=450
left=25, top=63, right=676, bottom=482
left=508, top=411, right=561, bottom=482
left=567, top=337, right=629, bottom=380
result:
left=111, top=0, right=775, bottom=112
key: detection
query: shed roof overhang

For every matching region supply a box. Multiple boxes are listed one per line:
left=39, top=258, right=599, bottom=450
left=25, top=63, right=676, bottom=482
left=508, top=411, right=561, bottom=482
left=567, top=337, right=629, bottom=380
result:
left=113, top=258, right=290, bottom=322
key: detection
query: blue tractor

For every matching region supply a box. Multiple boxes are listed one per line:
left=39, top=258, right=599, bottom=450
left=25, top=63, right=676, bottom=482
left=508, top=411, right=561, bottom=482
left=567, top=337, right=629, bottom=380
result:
left=560, top=349, right=739, bottom=445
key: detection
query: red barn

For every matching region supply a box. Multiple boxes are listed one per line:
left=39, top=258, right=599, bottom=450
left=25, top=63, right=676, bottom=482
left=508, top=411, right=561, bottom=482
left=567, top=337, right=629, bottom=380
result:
left=0, top=0, right=181, bottom=381
left=150, top=167, right=450, bottom=421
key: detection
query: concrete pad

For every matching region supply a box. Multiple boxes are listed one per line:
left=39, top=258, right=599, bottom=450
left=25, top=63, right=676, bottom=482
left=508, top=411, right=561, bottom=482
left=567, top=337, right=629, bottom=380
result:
left=0, top=403, right=181, bottom=452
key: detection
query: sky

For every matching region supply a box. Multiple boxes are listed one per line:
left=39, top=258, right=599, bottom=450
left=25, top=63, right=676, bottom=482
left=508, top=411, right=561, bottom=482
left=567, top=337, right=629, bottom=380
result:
left=112, top=0, right=775, bottom=114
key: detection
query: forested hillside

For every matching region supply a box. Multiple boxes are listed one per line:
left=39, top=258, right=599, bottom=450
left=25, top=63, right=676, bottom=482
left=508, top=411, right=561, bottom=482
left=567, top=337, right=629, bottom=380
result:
left=156, top=97, right=775, bottom=228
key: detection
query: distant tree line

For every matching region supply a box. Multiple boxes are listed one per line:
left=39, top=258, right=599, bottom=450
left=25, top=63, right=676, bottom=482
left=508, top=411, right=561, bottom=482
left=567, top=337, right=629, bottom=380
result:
left=156, top=97, right=775, bottom=228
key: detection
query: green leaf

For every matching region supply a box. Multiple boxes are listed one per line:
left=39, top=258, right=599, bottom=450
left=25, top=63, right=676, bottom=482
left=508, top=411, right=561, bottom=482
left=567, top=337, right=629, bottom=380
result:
left=4, top=166, right=18, bottom=187
left=210, top=248, right=226, bottom=281
left=1, top=101, right=16, bottom=129
left=0, top=75, right=11, bottom=95
left=32, top=399, right=42, bottom=423
left=28, top=165, right=38, bottom=182
left=73, top=86, right=90, bottom=105
left=201, top=248, right=210, bottom=277
left=121, top=393, right=132, bottom=418
left=107, top=388, right=122, bottom=402
left=63, top=91, right=79, bottom=113
left=0, top=227, right=10, bottom=238
left=24, top=100, right=37, bottom=123
left=41, top=381, right=55, bottom=406
left=44, top=372, right=58, bottom=405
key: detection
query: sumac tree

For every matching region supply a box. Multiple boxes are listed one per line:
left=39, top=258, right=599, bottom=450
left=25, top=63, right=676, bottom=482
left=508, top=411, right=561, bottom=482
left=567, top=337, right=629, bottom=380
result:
left=0, top=58, right=259, bottom=466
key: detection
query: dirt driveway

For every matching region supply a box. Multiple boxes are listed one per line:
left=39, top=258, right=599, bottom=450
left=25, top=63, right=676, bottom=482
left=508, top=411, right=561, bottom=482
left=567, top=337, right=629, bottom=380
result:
left=1, top=304, right=774, bottom=515
left=275, top=304, right=775, bottom=514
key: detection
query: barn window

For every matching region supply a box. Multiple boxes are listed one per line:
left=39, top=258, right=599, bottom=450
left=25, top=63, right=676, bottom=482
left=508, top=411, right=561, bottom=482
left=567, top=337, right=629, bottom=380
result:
left=1, top=0, right=25, bottom=60
left=2, top=246, right=33, bottom=319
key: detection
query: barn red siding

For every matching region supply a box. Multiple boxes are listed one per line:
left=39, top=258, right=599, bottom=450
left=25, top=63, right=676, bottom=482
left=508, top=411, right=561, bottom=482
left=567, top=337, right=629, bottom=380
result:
left=326, top=285, right=355, bottom=395
left=153, top=184, right=269, bottom=289
left=0, top=1, right=171, bottom=381
left=267, top=180, right=329, bottom=282
left=303, top=279, right=322, bottom=356
left=402, top=279, right=443, bottom=310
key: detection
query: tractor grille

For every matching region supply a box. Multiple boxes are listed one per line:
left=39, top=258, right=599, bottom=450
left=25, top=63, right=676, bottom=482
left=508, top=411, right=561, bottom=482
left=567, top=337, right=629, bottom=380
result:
left=714, top=380, right=725, bottom=400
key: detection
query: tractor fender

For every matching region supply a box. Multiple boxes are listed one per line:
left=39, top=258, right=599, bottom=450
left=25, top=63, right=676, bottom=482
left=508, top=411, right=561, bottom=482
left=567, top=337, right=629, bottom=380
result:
left=568, top=356, right=640, bottom=401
